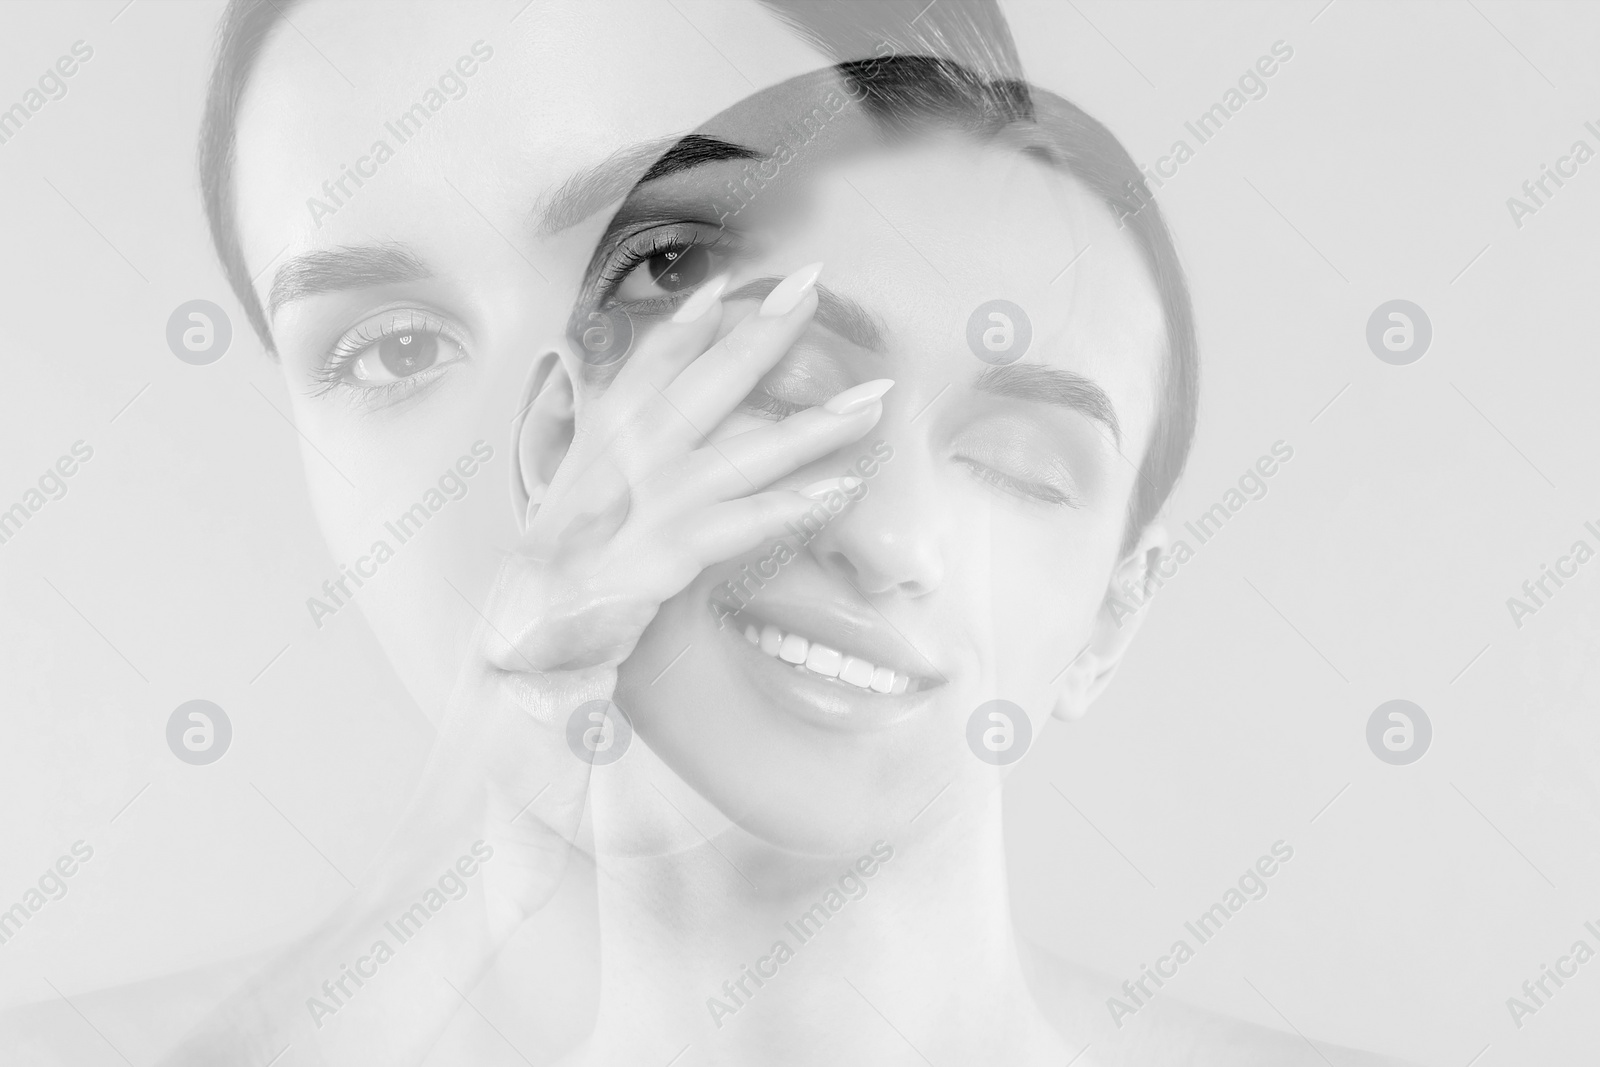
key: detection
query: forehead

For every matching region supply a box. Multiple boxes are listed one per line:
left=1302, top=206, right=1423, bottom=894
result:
left=784, top=128, right=1158, bottom=326
left=654, top=86, right=1166, bottom=430
left=231, top=0, right=825, bottom=292
left=826, top=138, right=1163, bottom=435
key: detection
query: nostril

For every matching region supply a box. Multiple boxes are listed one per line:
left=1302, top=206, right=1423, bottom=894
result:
left=811, top=519, right=944, bottom=598
left=821, top=550, right=859, bottom=584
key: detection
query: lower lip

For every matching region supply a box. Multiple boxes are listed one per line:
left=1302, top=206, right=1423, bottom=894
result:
left=720, top=619, right=938, bottom=733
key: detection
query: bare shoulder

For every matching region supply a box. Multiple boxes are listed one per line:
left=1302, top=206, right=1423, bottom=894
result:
left=1018, top=939, right=1421, bottom=1067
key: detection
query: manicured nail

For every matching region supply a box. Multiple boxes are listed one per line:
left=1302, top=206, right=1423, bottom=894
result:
left=760, top=262, right=824, bottom=317
left=823, top=378, right=894, bottom=416
left=670, top=275, right=730, bottom=323
left=799, top=476, right=862, bottom=500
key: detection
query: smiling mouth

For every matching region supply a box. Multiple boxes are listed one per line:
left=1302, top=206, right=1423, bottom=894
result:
left=732, top=614, right=928, bottom=695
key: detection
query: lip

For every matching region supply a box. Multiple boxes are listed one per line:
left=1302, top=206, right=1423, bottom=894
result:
left=741, top=595, right=942, bottom=678
left=714, top=594, right=946, bottom=733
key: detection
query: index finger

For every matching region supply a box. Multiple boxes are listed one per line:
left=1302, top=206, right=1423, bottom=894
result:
left=652, top=262, right=823, bottom=448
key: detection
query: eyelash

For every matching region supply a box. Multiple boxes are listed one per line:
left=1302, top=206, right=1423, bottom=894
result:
left=590, top=223, right=1077, bottom=509
left=741, top=393, right=808, bottom=420
left=310, top=310, right=465, bottom=404
left=959, top=460, right=1080, bottom=509
left=594, top=222, right=739, bottom=310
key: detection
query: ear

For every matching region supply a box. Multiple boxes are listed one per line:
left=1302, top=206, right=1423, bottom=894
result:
left=1052, top=524, right=1170, bottom=722
left=511, top=349, right=578, bottom=532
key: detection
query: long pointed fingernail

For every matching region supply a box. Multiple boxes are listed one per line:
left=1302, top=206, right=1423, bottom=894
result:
left=670, top=275, right=730, bottom=323
left=823, top=378, right=894, bottom=415
left=799, top=476, right=862, bottom=500
left=760, top=262, right=824, bottom=317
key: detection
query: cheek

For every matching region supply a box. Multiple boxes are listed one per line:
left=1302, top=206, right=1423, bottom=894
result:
left=968, top=507, right=1118, bottom=690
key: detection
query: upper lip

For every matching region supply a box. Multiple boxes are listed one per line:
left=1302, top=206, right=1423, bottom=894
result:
left=725, top=591, right=947, bottom=685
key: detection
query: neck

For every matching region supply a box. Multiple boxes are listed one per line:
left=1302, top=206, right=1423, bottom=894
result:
left=575, top=747, right=1067, bottom=1066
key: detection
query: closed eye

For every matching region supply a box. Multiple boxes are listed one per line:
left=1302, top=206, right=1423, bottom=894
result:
left=955, top=458, right=1080, bottom=508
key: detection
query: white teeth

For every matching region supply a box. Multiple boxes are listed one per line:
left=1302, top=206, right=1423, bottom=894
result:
left=840, top=656, right=874, bottom=688
left=778, top=632, right=809, bottom=664
left=760, top=624, right=783, bottom=656
left=741, top=618, right=912, bottom=694
left=805, top=644, right=843, bottom=677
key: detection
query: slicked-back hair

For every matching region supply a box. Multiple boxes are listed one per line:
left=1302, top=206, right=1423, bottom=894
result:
left=197, top=0, right=291, bottom=352
left=197, top=0, right=1028, bottom=355
left=198, top=0, right=1192, bottom=548
left=639, top=53, right=1198, bottom=553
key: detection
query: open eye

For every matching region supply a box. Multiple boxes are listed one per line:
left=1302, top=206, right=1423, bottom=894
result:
left=613, top=242, right=718, bottom=301
left=598, top=223, right=737, bottom=308
left=348, top=326, right=455, bottom=383
left=314, top=310, right=468, bottom=403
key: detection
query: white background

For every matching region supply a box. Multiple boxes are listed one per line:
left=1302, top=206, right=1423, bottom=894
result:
left=1, top=1, right=1597, bottom=1064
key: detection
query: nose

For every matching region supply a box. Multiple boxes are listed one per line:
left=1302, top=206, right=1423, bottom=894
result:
left=808, top=441, right=944, bottom=599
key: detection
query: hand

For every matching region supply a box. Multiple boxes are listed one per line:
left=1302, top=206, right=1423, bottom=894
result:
left=158, top=266, right=890, bottom=1067
left=403, top=263, right=890, bottom=933
left=487, top=262, right=891, bottom=675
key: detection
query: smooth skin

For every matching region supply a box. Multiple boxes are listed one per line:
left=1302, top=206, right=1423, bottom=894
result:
left=487, top=269, right=885, bottom=676
left=144, top=3, right=1418, bottom=1065
left=163, top=268, right=889, bottom=1066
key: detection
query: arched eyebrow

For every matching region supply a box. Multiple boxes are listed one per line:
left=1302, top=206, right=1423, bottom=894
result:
left=973, top=364, right=1121, bottom=447
left=725, top=277, right=885, bottom=352
left=535, top=134, right=761, bottom=237
left=267, top=244, right=430, bottom=319
left=266, top=137, right=763, bottom=318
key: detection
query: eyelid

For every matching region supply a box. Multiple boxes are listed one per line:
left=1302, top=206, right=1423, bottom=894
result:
left=738, top=390, right=808, bottom=420
left=961, top=459, right=1080, bottom=508
left=309, top=306, right=469, bottom=403
left=589, top=220, right=741, bottom=309
left=949, top=424, right=1082, bottom=508
left=327, top=308, right=460, bottom=361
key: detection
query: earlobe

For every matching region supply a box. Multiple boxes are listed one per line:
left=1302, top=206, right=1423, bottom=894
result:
left=511, top=350, right=577, bottom=532
left=1051, top=687, right=1090, bottom=721
left=1051, top=642, right=1095, bottom=721
left=1049, top=525, right=1170, bottom=722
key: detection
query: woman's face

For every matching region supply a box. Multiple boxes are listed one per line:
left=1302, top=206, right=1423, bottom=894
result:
left=235, top=0, right=1165, bottom=854
left=231, top=0, right=828, bottom=714
left=595, top=91, right=1168, bottom=850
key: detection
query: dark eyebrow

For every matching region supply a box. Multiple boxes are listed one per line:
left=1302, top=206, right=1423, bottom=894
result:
left=640, top=133, right=762, bottom=182
left=536, top=134, right=761, bottom=236
left=724, top=278, right=885, bottom=352
left=267, top=244, right=430, bottom=318
left=973, top=364, right=1122, bottom=446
